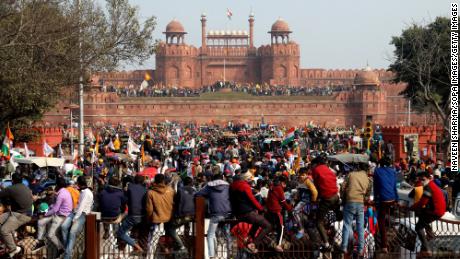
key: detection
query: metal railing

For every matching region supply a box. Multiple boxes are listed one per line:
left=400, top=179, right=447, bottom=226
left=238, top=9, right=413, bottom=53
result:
left=19, top=198, right=460, bottom=259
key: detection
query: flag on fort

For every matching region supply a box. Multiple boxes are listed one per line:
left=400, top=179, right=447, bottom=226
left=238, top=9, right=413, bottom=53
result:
left=227, top=8, right=233, bottom=20
left=144, top=72, right=152, bottom=81
left=282, top=127, right=295, bottom=146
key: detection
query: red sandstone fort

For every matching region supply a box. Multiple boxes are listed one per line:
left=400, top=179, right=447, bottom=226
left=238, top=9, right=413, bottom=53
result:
left=43, top=15, right=436, bottom=128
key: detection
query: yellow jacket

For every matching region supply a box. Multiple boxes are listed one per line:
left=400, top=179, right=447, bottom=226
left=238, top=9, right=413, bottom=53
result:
left=146, top=183, right=175, bottom=223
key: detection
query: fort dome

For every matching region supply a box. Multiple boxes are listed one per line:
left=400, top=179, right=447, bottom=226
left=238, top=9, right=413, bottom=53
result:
left=353, top=66, right=380, bottom=86
left=271, top=18, right=290, bottom=32
left=165, top=19, right=185, bottom=33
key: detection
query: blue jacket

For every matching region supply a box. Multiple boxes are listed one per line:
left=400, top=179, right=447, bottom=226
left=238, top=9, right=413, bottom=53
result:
left=126, top=183, right=147, bottom=216
left=175, top=185, right=196, bottom=217
left=373, top=167, right=399, bottom=203
left=195, top=179, right=231, bottom=217
left=98, top=186, right=127, bottom=218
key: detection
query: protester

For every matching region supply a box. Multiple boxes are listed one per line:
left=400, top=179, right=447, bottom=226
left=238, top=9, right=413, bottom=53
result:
left=339, top=163, right=372, bottom=257
left=117, top=174, right=146, bottom=255
left=197, top=172, right=232, bottom=255
left=35, top=177, right=72, bottom=253
left=266, top=175, right=293, bottom=252
left=373, top=156, right=398, bottom=253
left=61, top=176, right=94, bottom=259
left=411, top=171, right=446, bottom=257
left=0, top=173, right=33, bottom=257
left=230, top=171, right=272, bottom=254
left=167, top=176, right=195, bottom=252
left=146, top=174, right=175, bottom=252
left=310, top=155, right=339, bottom=251
left=98, top=177, right=127, bottom=239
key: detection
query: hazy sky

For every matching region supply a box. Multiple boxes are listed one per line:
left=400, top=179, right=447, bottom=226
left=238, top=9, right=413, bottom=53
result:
left=120, top=0, right=452, bottom=70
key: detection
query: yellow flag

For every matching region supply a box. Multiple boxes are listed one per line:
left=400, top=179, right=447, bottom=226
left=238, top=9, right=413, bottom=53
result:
left=144, top=72, right=152, bottom=81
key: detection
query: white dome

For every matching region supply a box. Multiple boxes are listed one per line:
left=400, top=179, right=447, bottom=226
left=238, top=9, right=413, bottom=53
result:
left=208, top=30, right=214, bottom=35
left=232, top=30, right=237, bottom=35
left=243, top=30, right=248, bottom=35
left=220, top=30, right=225, bottom=35
left=237, top=30, right=243, bottom=35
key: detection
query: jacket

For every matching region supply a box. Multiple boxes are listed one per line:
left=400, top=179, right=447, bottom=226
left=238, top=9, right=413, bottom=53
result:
left=311, top=164, right=338, bottom=199
left=230, top=179, right=263, bottom=216
left=127, top=183, right=147, bottom=216
left=195, top=179, right=231, bottom=216
left=266, top=184, right=292, bottom=213
left=0, top=183, right=33, bottom=215
left=175, top=185, right=196, bottom=217
left=411, top=180, right=446, bottom=217
left=146, top=183, right=175, bottom=223
left=98, top=185, right=127, bottom=218
left=373, top=166, right=399, bottom=203
left=341, top=170, right=372, bottom=203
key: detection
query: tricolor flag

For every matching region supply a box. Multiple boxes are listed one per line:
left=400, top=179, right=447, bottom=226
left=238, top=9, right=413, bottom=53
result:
left=1, top=125, right=14, bottom=160
left=282, top=127, right=295, bottom=146
left=178, top=136, right=185, bottom=146
left=227, top=8, right=233, bottom=20
left=43, top=141, right=55, bottom=157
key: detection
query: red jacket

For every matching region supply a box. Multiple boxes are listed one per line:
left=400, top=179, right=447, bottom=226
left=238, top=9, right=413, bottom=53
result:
left=230, top=180, right=264, bottom=215
left=411, top=180, right=446, bottom=217
left=311, top=164, right=338, bottom=199
left=266, top=184, right=292, bottom=213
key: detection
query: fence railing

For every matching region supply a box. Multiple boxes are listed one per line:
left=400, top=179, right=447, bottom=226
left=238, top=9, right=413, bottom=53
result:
left=19, top=197, right=460, bottom=259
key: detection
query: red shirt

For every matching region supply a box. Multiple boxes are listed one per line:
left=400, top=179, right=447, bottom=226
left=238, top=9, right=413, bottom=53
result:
left=311, top=164, right=338, bottom=199
left=266, top=184, right=292, bottom=213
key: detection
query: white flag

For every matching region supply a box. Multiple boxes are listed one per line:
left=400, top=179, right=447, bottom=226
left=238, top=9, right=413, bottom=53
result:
left=139, top=80, right=149, bottom=91
left=90, top=149, right=97, bottom=163
left=127, top=137, right=141, bottom=154
left=24, top=143, right=30, bottom=158
left=43, top=141, right=54, bottom=157
left=108, top=139, right=115, bottom=150
left=58, top=144, right=64, bottom=158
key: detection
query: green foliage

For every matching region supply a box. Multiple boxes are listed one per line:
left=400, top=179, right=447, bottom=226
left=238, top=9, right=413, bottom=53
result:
left=0, top=0, right=157, bottom=129
left=389, top=17, right=452, bottom=123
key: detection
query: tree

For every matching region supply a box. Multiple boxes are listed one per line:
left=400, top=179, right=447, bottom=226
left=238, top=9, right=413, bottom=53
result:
left=389, top=17, right=453, bottom=156
left=0, top=0, right=156, bottom=131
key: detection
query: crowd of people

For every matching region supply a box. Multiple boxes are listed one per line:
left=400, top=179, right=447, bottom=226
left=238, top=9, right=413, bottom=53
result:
left=0, top=122, right=455, bottom=259
left=104, top=82, right=352, bottom=98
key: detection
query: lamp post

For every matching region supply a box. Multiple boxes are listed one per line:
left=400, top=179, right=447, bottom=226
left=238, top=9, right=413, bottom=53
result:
left=64, top=104, right=79, bottom=158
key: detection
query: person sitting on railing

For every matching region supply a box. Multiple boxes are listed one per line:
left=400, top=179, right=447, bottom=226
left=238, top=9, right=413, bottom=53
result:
left=230, top=171, right=272, bottom=254
left=410, top=170, right=446, bottom=257
left=98, top=177, right=127, bottom=239
left=145, top=174, right=175, bottom=254
left=310, top=154, right=339, bottom=251
left=34, top=177, right=73, bottom=255
left=265, top=175, right=293, bottom=252
left=195, top=172, right=232, bottom=259
left=0, top=173, right=33, bottom=258
left=373, top=156, right=399, bottom=253
left=61, top=176, right=94, bottom=259
left=117, top=174, right=146, bottom=255
left=166, top=176, right=195, bottom=254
